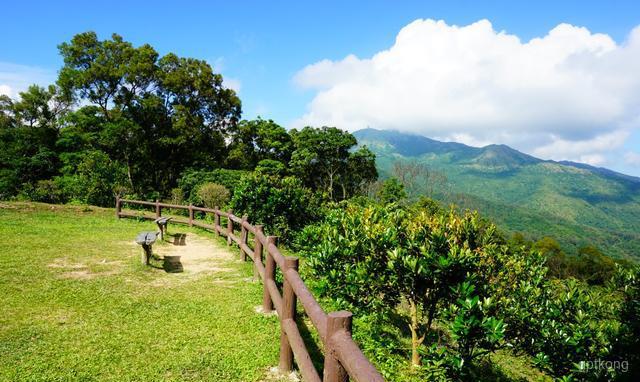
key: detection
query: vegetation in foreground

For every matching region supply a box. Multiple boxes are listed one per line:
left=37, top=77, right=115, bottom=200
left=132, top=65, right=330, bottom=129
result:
left=295, top=197, right=639, bottom=382
left=0, top=202, right=280, bottom=381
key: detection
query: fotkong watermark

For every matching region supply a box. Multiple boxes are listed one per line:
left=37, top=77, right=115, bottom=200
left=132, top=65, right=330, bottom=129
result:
left=579, top=359, right=628, bottom=373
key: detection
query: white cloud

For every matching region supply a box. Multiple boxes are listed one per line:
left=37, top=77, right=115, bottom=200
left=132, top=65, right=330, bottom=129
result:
left=532, top=130, right=629, bottom=165
left=0, top=62, right=56, bottom=99
left=578, top=154, right=607, bottom=166
left=625, top=151, right=640, bottom=166
left=0, top=84, right=12, bottom=97
left=293, top=19, right=640, bottom=167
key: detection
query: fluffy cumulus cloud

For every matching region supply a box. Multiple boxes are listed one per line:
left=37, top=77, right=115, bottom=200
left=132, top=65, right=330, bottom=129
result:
left=293, top=19, right=640, bottom=167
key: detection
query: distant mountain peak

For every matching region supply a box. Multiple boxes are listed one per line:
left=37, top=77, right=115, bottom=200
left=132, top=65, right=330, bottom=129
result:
left=352, top=128, right=640, bottom=261
left=353, top=128, right=637, bottom=180
left=473, top=144, right=541, bottom=169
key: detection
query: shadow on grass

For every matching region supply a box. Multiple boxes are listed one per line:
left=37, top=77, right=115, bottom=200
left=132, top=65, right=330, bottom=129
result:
left=169, top=232, right=187, bottom=246
left=147, top=252, right=183, bottom=273
left=296, top=313, right=325, bottom=375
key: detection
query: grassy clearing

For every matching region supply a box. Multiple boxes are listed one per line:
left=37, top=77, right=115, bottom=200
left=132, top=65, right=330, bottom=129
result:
left=0, top=202, right=281, bottom=381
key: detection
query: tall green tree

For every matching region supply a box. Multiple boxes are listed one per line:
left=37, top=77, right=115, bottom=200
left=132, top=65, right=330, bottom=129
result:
left=289, top=126, right=377, bottom=200
left=226, top=118, right=292, bottom=169
left=0, top=86, right=67, bottom=198
left=56, top=32, right=241, bottom=196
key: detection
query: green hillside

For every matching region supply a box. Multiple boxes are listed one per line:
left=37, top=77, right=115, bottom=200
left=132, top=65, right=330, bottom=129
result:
left=354, top=128, right=640, bottom=261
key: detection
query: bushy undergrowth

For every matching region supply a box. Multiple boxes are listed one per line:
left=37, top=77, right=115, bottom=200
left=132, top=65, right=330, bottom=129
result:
left=229, top=174, right=322, bottom=243
left=297, top=200, right=640, bottom=381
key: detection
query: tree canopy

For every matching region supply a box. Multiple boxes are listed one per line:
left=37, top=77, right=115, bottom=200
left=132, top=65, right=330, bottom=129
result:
left=0, top=32, right=377, bottom=204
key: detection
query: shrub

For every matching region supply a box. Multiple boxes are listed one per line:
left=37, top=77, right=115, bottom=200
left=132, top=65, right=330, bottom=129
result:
left=610, top=264, right=640, bottom=380
left=178, top=168, right=250, bottom=204
left=29, top=179, right=66, bottom=204
left=255, top=159, right=286, bottom=177
left=56, top=150, right=128, bottom=206
left=170, top=187, right=184, bottom=205
left=298, top=199, right=633, bottom=380
left=229, top=174, right=321, bottom=242
left=196, top=183, right=230, bottom=209
left=413, top=196, right=443, bottom=215
left=301, top=202, right=508, bottom=371
left=377, top=177, right=407, bottom=204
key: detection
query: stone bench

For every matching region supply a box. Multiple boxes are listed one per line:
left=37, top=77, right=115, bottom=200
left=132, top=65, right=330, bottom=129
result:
left=135, top=231, right=157, bottom=265
left=154, top=217, right=173, bottom=240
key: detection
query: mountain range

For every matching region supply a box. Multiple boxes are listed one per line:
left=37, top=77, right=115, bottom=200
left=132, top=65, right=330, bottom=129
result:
left=354, top=128, right=640, bottom=262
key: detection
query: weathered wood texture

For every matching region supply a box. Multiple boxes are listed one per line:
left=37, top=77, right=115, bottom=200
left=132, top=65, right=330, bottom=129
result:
left=117, top=198, right=384, bottom=382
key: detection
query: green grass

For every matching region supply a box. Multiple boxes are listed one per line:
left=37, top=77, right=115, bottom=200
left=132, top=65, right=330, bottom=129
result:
left=0, top=202, right=281, bottom=381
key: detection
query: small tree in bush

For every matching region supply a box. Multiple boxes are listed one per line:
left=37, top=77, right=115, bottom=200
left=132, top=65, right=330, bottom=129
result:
left=29, top=179, right=66, bottom=204
left=445, top=281, right=505, bottom=374
left=377, top=177, right=407, bottom=204
left=56, top=149, right=128, bottom=206
left=386, top=210, right=504, bottom=367
left=610, top=264, right=640, bottom=381
left=255, top=159, right=286, bottom=177
left=196, top=183, right=230, bottom=208
left=178, top=168, right=249, bottom=204
left=229, top=174, right=321, bottom=242
left=302, top=203, right=509, bottom=370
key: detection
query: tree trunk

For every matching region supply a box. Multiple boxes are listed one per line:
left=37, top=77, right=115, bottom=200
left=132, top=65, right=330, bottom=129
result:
left=328, top=170, right=334, bottom=200
left=408, top=299, right=425, bottom=367
left=125, top=156, right=135, bottom=191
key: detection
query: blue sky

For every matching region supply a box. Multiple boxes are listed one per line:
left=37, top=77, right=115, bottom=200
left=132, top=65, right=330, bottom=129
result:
left=2, top=1, right=640, bottom=175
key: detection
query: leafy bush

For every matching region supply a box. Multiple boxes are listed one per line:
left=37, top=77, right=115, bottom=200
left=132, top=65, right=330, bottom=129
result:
left=532, top=280, right=620, bottom=379
left=229, top=174, right=321, bottom=242
left=300, top=202, right=509, bottom=373
left=298, top=200, right=636, bottom=380
left=178, top=168, right=249, bottom=204
left=255, top=159, right=286, bottom=177
left=196, top=182, right=230, bottom=208
left=28, top=179, right=66, bottom=204
left=445, top=281, right=505, bottom=376
left=377, top=177, right=407, bottom=204
left=56, top=150, right=128, bottom=206
left=413, top=196, right=443, bottom=215
left=170, top=187, right=184, bottom=205
left=610, top=264, right=640, bottom=380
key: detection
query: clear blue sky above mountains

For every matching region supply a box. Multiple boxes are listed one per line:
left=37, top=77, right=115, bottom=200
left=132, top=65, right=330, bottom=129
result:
left=2, top=1, right=640, bottom=176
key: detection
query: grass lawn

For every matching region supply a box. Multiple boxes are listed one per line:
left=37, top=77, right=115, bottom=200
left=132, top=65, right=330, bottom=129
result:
left=0, top=202, right=281, bottom=381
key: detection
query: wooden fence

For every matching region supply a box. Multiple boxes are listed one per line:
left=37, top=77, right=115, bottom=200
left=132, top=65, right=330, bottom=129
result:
left=116, top=197, right=385, bottom=382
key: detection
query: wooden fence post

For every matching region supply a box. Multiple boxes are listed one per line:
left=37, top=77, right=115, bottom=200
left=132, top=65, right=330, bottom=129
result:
left=188, top=204, right=194, bottom=227
left=155, top=199, right=161, bottom=218
left=227, top=209, right=234, bottom=245
left=253, top=225, right=264, bottom=280
left=262, top=236, right=277, bottom=312
left=115, top=196, right=121, bottom=218
left=323, top=311, right=353, bottom=382
left=240, top=215, right=249, bottom=261
left=279, top=256, right=299, bottom=373
left=214, top=206, right=221, bottom=236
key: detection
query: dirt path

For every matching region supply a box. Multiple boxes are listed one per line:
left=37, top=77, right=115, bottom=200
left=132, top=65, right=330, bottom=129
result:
left=153, top=231, right=237, bottom=274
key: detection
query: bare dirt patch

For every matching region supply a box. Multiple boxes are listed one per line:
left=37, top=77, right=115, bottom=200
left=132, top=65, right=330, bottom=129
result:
left=153, top=232, right=236, bottom=275
left=59, top=269, right=120, bottom=280
left=260, top=367, right=301, bottom=382
left=48, top=258, right=123, bottom=280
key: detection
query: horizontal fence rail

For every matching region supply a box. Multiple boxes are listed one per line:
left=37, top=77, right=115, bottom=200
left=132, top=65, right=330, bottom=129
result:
left=116, top=197, right=384, bottom=382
